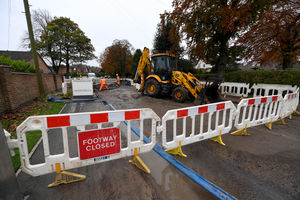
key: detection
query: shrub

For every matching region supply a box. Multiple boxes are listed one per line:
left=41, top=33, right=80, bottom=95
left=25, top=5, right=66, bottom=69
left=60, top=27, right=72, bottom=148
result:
left=225, top=69, right=300, bottom=87
left=0, top=54, right=35, bottom=73
left=70, top=71, right=78, bottom=77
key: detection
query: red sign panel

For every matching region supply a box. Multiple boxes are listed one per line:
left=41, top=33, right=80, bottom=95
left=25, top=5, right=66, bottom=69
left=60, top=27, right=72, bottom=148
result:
left=78, top=128, right=121, bottom=160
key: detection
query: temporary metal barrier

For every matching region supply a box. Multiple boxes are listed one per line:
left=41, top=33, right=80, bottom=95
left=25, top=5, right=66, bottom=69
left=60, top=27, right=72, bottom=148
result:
left=233, top=95, right=282, bottom=133
left=280, top=89, right=299, bottom=118
left=158, top=101, right=236, bottom=150
left=16, top=108, right=159, bottom=177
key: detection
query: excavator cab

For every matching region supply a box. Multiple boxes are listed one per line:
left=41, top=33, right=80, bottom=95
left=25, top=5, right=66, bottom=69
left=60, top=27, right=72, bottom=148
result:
left=151, top=54, right=176, bottom=81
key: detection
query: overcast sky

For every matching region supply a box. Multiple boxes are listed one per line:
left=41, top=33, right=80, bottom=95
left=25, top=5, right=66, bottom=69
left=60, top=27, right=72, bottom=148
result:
left=0, top=0, right=173, bottom=66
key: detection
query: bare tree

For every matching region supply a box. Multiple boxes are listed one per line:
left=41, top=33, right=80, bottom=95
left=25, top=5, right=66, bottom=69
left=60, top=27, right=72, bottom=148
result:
left=21, top=9, right=53, bottom=48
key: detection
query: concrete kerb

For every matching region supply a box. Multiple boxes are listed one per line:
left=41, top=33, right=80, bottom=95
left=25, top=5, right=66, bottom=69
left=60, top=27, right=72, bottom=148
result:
left=15, top=103, right=67, bottom=176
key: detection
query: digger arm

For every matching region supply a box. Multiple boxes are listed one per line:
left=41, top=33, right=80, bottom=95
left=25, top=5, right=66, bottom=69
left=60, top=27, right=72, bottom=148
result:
left=172, top=71, right=202, bottom=99
left=133, top=47, right=152, bottom=83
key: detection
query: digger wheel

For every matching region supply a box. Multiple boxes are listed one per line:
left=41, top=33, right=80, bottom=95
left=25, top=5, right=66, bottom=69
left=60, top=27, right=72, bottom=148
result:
left=145, top=79, right=161, bottom=97
left=172, top=87, right=188, bottom=102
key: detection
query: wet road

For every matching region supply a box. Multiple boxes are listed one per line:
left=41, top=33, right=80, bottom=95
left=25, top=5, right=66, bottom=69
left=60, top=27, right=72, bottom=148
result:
left=100, top=86, right=300, bottom=200
left=16, top=86, right=300, bottom=199
left=17, top=100, right=217, bottom=200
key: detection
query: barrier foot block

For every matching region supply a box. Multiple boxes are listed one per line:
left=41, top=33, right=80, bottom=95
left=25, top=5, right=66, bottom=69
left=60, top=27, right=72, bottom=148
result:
left=166, top=141, right=187, bottom=157
left=274, top=118, right=286, bottom=125
left=129, top=148, right=151, bottom=174
left=48, top=163, right=86, bottom=188
left=231, top=124, right=248, bottom=136
left=293, top=111, right=300, bottom=116
left=210, top=130, right=225, bottom=146
left=265, top=119, right=273, bottom=130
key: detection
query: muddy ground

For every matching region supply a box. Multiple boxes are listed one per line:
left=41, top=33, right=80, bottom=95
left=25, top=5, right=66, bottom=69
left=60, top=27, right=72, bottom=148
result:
left=98, top=86, right=300, bottom=200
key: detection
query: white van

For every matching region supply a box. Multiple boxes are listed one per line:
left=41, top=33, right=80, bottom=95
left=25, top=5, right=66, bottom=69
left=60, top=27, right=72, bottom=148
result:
left=88, top=73, right=96, bottom=78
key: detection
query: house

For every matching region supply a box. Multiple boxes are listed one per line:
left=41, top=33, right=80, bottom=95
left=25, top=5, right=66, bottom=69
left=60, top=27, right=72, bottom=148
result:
left=72, top=64, right=91, bottom=74
left=0, top=50, right=51, bottom=73
left=194, top=60, right=213, bottom=72
left=58, top=65, right=67, bottom=75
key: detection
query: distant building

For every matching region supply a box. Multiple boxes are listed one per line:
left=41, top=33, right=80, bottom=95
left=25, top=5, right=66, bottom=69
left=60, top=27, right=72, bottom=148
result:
left=194, top=60, right=213, bottom=72
left=0, top=50, right=51, bottom=73
left=58, top=65, right=67, bottom=75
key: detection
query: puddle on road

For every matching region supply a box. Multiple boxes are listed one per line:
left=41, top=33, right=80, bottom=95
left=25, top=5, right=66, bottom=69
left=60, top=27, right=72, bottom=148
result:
left=120, top=119, right=217, bottom=200
left=140, top=151, right=217, bottom=200
left=57, top=100, right=217, bottom=199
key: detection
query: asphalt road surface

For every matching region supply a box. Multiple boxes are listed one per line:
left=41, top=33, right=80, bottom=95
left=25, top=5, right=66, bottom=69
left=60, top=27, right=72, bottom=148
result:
left=16, top=86, right=300, bottom=200
left=17, top=100, right=216, bottom=200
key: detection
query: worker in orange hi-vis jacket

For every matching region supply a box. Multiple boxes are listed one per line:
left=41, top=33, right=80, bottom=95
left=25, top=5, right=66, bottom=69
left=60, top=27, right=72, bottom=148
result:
left=117, top=74, right=120, bottom=86
left=99, top=77, right=108, bottom=91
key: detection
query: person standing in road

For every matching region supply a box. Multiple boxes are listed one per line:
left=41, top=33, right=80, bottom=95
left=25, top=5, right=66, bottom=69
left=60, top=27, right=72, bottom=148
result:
left=99, top=77, right=108, bottom=91
left=117, top=74, right=120, bottom=86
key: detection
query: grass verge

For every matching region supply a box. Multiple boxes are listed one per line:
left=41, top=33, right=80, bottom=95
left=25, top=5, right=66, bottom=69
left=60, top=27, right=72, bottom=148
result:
left=0, top=101, right=65, bottom=172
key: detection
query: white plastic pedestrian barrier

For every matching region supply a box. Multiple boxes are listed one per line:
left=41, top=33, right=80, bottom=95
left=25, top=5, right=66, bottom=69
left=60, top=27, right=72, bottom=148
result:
left=234, top=95, right=282, bottom=130
left=280, top=89, right=299, bottom=118
left=220, top=82, right=250, bottom=97
left=250, top=84, right=297, bottom=97
left=159, top=101, right=236, bottom=150
left=16, top=108, right=160, bottom=176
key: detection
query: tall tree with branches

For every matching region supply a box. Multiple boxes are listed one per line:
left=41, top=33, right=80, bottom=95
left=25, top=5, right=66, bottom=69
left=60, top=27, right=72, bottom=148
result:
left=22, top=9, right=53, bottom=48
left=39, top=17, right=95, bottom=76
left=153, top=17, right=183, bottom=57
left=238, top=0, right=300, bottom=69
left=100, top=39, right=133, bottom=77
left=164, top=0, right=278, bottom=77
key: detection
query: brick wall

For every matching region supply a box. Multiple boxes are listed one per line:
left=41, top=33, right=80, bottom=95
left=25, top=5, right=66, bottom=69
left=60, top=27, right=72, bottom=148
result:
left=28, top=56, right=51, bottom=73
left=0, top=65, right=63, bottom=113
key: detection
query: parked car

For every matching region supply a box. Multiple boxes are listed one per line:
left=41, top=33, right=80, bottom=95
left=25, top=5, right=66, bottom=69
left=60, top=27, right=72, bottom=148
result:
left=88, top=73, right=96, bottom=78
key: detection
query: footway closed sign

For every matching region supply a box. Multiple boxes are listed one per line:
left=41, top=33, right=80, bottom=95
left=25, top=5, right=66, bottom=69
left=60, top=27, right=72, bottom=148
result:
left=78, top=128, right=121, bottom=160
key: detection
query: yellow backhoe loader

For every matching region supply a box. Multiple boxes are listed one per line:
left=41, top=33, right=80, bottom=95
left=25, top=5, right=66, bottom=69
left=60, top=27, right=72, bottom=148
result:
left=133, top=47, right=223, bottom=103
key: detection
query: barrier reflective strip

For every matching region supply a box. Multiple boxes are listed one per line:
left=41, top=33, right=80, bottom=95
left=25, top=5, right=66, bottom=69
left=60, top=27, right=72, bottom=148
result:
left=47, top=116, right=70, bottom=128
left=125, top=110, right=140, bottom=120
left=177, top=109, right=188, bottom=118
left=108, top=112, right=124, bottom=122
left=177, top=103, right=225, bottom=118
left=198, top=106, right=208, bottom=114
left=70, top=114, right=90, bottom=126
left=261, top=97, right=267, bottom=103
left=248, top=99, right=255, bottom=105
left=47, top=110, right=141, bottom=128
left=248, top=96, right=278, bottom=106
left=91, top=113, right=109, bottom=123
left=188, top=107, right=198, bottom=116
left=217, top=103, right=225, bottom=110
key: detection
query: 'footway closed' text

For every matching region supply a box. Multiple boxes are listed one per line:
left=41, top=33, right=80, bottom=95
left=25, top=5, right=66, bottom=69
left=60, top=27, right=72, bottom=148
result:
left=78, top=128, right=121, bottom=160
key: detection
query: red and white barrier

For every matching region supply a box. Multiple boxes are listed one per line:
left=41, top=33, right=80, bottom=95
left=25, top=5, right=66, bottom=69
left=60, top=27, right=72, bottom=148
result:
left=234, top=95, right=282, bottom=130
left=280, top=89, right=299, bottom=118
left=159, top=101, right=236, bottom=150
left=16, top=108, right=160, bottom=176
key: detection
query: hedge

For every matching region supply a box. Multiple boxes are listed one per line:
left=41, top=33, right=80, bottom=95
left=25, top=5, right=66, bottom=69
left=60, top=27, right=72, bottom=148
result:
left=224, top=69, right=300, bottom=87
left=0, top=54, right=35, bottom=73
